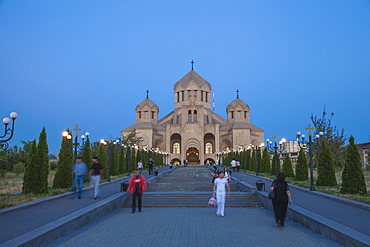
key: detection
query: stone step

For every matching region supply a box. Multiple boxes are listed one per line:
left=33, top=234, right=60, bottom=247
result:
left=147, top=182, right=239, bottom=192
left=122, top=192, right=263, bottom=208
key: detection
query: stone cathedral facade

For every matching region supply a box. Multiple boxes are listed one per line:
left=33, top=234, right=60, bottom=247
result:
left=121, top=70, right=264, bottom=165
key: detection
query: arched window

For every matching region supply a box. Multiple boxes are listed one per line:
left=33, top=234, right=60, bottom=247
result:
left=194, top=110, right=197, bottom=122
left=205, top=142, right=213, bottom=154
left=188, top=110, right=192, bottom=122
left=173, top=142, right=180, bottom=154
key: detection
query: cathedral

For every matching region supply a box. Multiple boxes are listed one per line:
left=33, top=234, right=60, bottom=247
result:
left=121, top=69, right=264, bottom=165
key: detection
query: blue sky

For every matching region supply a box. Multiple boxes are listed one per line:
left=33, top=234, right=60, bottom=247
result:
left=1, top=0, right=369, bottom=154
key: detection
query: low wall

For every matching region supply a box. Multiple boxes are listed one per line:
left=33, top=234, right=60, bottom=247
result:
left=1, top=193, right=128, bottom=247
left=257, top=191, right=370, bottom=247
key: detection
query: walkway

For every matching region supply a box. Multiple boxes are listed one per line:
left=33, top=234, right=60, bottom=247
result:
left=48, top=208, right=340, bottom=247
left=229, top=170, right=370, bottom=236
left=0, top=166, right=170, bottom=244
left=1, top=165, right=369, bottom=246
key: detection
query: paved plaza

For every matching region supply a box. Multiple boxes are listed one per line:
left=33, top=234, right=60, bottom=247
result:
left=48, top=207, right=341, bottom=247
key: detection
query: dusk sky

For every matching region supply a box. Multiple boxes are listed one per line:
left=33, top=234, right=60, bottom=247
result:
left=1, top=1, right=369, bottom=154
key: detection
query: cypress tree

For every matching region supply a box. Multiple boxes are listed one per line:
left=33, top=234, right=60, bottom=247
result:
left=35, top=127, right=49, bottom=193
left=282, top=155, right=294, bottom=178
left=82, top=138, right=92, bottom=169
left=110, top=145, right=119, bottom=176
left=270, top=152, right=281, bottom=176
left=316, top=139, right=337, bottom=186
left=250, top=150, right=256, bottom=172
left=341, top=136, right=366, bottom=194
left=53, top=130, right=74, bottom=188
left=295, top=148, right=308, bottom=181
left=260, top=148, right=270, bottom=173
left=245, top=150, right=251, bottom=171
left=22, top=140, right=37, bottom=193
left=96, top=142, right=108, bottom=178
left=118, top=146, right=126, bottom=174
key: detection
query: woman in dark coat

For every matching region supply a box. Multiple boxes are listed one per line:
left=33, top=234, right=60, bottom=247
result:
left=270, top=172, right=293, bottom=228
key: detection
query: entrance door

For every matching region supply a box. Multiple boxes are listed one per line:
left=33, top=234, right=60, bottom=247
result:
left=186, top=147, right=199, bottom=165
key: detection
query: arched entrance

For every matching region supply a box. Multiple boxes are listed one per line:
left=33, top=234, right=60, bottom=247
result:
left=171, top=158, right=181, bottom=166
left=186, top=147, right=199, bottom=165
left=204, top=158, right=215, bottom=166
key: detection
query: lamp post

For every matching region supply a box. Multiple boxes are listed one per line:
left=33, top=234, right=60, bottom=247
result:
left=1, top=112, right=18, bottom=150
left=63, top=125, right=89, bottom=163
left=266, top=134, right=286, bottom=176
left=296, top=124, right=323, bottom=191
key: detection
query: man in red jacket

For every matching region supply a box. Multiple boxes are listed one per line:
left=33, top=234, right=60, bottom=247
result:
left=127, top=170, right=147, bottom=213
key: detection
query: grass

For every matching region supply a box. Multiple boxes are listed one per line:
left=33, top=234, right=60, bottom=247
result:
left=0, top=170, right=127, bottom=209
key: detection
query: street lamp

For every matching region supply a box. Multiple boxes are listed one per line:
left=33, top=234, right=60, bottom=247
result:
left=296, top=124, right=323, bottom=191
left=63, top=125, right=89, bottom=163
left=266, top=134, right=286, bottom=176
left=1, top=112, right=18, bottom=150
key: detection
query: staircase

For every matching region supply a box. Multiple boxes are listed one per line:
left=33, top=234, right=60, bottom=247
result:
left=122, top=166, right=263, bottom=208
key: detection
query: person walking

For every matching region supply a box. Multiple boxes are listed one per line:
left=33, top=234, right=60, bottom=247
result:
left=270, top=172, right=293, bottom=228
left=224, top=167, right=231, bottom=183
left=127, top=170, right=147, bottom=213
left=90, top=156, right=103, bottom=200
left=72, top=156, right=87, bottom=199
left=230, top=158, right=236, bottom=172
left=148, top=158, right=154, bottom=175
left=212, top=172, right=230, bottom=217
left=137, top=160, right=143, bottom=171
left=235, top=159, right=240, bottom=172
left=211, top=167, right=220, bottom=183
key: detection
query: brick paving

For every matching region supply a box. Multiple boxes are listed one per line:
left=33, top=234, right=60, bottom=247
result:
left=49, top=208, right=341, bottom=247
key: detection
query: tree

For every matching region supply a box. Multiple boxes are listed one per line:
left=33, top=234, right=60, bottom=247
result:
left=260, top=148, right=270, bottom=173
left=282, top=155, right=294, bottom=178
left=341, top=136, right=366, bottom=194
left=316, top=139, right=337, bottom=186
left=0, top=153, right=6, bottom=177
left=270, top=152, right=280, bottom=176
left=245, top=150, right=251, bottom=171
left=81, top=138, right=92, bottom=169
left=118, top=145, right=126, bottom=174
left=295, top=149, right=308, bottom=181
left=250, top=150, right=256, bottom=172
left=311, top=107, right=347, bottom=167
left=35, top=127, right=49, bottom=193
left=22, top=140, right=37, bottom=193
left=110, top=144, right=119, bottom=176
left=13, top=162, right=25, bottom=175
left=121, top=131, right=143, bottom=147
left=96, top=142, right=108, bottom=178
left=53, top=130, right=73, bottom=188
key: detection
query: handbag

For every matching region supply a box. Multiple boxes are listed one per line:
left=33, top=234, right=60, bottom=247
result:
left=268, top=190, right=275, bottom=199
left=208, top=197, right=217, bottom=207
left=268, top=180, right=277, bottom=199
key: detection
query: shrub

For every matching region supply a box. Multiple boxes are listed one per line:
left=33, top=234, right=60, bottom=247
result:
left=316, top=139, right=337, bottom=186
left=13, top=162, right=25, bottom=175
left=341, top=136, right=366, bottom=194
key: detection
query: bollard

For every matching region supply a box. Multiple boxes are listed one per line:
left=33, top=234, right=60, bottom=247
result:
left=255, top=180, right=265, bottom=191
